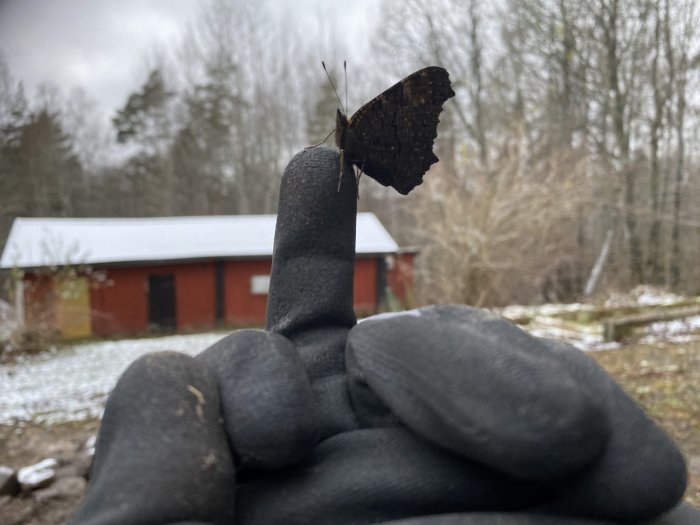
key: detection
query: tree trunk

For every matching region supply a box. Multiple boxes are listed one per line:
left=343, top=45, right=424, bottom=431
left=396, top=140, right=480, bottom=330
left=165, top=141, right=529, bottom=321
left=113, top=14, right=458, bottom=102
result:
left=585, top=229, right=614, bottom=296
left=645, top=0, right=665, bottom=283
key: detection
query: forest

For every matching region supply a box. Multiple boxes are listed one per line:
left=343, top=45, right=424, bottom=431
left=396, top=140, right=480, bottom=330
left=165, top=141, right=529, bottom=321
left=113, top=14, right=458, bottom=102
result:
left=1, top=0, right=699, bottom=308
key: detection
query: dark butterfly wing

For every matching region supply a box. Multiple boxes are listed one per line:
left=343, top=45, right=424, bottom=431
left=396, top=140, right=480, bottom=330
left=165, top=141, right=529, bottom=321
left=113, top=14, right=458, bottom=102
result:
left=343, top=66, right=455, bottom=195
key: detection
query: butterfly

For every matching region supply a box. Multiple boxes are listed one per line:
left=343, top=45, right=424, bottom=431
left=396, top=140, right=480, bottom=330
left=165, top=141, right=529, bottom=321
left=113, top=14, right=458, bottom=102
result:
left=332, top=66, right=455, bottom=195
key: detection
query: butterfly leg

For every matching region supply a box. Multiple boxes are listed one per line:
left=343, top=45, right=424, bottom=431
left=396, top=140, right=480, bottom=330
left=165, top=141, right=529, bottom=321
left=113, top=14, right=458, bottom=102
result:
left=354, top=166, right=363, bottom=200
left=355, top=161, right=367, bottom=199
left=337, top=149, right=345, bottom=192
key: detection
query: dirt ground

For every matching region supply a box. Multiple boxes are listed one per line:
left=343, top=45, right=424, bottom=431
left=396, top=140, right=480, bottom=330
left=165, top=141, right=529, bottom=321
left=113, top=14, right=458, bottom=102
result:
left=1, top=340, right=699, bottom=524
left=591, top=339, right=700, bottom=508
left=0, top=419, right=98, bottom=524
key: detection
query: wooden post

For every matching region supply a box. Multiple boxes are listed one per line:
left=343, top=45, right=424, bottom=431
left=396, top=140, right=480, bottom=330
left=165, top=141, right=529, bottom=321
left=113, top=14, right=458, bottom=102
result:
left=603, top=304, right=700, bottom=341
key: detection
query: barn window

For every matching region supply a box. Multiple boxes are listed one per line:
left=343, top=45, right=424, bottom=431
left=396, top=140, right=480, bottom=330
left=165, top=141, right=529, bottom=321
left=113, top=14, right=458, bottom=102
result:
left=250, top=275, right=270, bottom=295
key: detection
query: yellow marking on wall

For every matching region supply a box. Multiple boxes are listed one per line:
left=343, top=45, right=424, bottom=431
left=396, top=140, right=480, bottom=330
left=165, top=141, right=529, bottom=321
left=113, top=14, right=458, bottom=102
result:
left=56, top=277, right=92, bottom=339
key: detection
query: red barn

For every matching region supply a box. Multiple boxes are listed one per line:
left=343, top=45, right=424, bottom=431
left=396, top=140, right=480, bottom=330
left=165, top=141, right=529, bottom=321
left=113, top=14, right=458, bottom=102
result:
left=0, top=214, right=415, bottom=338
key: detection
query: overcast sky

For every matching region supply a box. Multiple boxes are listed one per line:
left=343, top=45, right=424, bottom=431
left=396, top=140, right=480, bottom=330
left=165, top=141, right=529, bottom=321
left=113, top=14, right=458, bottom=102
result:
left=0, top=0, right=377, bottom=117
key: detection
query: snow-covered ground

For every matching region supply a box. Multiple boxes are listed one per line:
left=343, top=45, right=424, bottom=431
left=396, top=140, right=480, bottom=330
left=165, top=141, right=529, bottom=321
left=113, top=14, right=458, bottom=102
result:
left=524, top=312, right=700, bottom=350
left=2, top=289, right=700, bottom=425
left=642, top=315, right=700, bottom=344
left=0, top=332, right=226, bottom=425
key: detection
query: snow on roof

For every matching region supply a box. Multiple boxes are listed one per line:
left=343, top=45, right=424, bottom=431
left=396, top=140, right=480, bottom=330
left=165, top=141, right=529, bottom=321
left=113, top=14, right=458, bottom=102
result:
left=0, top=213, right=400, bottom=269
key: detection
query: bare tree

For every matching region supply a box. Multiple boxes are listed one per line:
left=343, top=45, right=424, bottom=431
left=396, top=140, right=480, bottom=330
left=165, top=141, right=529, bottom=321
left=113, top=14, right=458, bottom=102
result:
left=366, top=0, right=700, bottom=305
left=176, top=0, right=308, bottom=215
left=667, top=0, right=696, bottom=287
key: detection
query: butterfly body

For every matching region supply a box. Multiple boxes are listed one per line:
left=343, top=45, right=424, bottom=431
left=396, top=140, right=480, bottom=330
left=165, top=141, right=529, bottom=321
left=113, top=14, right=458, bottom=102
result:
left=335, top=66, right=455, bottom=195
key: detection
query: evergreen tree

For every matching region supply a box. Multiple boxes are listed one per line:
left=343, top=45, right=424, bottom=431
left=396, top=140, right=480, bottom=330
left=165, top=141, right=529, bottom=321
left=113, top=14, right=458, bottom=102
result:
left=174, top=55, right=246, bottom=214
left=112, top=68, right=176, bottom=216
left=113, top=69, right=174, bottom=148
left=15, top=108, right=83, bottom=217
left=0, top=75, right=29, bottom=252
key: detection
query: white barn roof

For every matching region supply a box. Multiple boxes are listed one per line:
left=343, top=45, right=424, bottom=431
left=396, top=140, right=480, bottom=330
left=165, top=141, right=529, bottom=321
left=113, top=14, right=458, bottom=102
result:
left=0, top=213, right=399, bottom=269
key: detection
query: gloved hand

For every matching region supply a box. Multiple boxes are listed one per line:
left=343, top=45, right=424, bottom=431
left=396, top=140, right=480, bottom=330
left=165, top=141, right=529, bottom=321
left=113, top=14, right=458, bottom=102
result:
left=70, top=147, right=696, bottom=525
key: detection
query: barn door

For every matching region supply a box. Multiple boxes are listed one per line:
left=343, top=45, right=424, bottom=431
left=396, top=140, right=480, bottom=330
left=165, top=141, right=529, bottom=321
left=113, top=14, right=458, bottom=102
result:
left=148, top=274, right=176, bottom=331
left=375, top=256, right=388, bottom=309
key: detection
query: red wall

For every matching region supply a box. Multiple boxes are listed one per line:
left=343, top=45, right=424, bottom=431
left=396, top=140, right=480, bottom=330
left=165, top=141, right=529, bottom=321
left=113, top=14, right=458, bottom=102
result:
left=224, top=260, right=271, bottom=326
left=223, top=258, right=387, bottom=325
left=175, top=262, right=216, bottom=331
left=24, top=254, right=413, bottom=337
left=23, top=274, right=56, bottom=330
left=354, top=257, right=377, bottom=315
left=387, top=252, right=416, bottom=305
left=90, top=262, right=217, bottom=336
left=90, top=266, right=147, bottom=335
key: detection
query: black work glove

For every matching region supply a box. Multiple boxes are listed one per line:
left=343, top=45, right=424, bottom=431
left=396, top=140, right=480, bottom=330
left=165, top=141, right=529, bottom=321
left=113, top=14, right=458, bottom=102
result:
left=70, top=147, right=696, bottom=525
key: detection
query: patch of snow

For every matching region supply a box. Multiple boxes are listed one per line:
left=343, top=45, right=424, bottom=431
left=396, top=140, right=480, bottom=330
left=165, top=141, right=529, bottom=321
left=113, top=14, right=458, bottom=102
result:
left=646, top=315, right=700, bottom=335
left=666, top=334, right=700, bottom=344
left=590, top=341, right=623, bottom=352
left=636, top=290, right=683, bottom=306
left=17, top=458, right=57, bottom=488
left=605, top=285, right=684, bottom=308
left=0, top=332, right=226, bottom=425
left=505, top=310, right=609, bottom=352
left=84, top=435, right=97, bottom=456
left=536, top=303, right=593, bottom=315
left=527, top=324, right=613, bottom=352
left=639, top=315, right=700, bottom=345
left=500, top=303, right=594, bottom=320
left=499, top=305, right=534, bottom=319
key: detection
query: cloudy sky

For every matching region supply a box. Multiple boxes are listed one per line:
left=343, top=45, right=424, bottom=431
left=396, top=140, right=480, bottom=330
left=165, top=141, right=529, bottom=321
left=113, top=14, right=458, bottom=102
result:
left=0, top=0, right=377, bottom=116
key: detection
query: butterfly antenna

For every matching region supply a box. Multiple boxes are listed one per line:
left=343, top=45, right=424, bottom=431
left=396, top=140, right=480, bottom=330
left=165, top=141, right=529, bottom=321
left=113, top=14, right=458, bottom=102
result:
left=305, top=126, right=335, bottom=149
left=322, top=61, right=346, bottom=114
left=344, top=60, right=348, bottom=116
